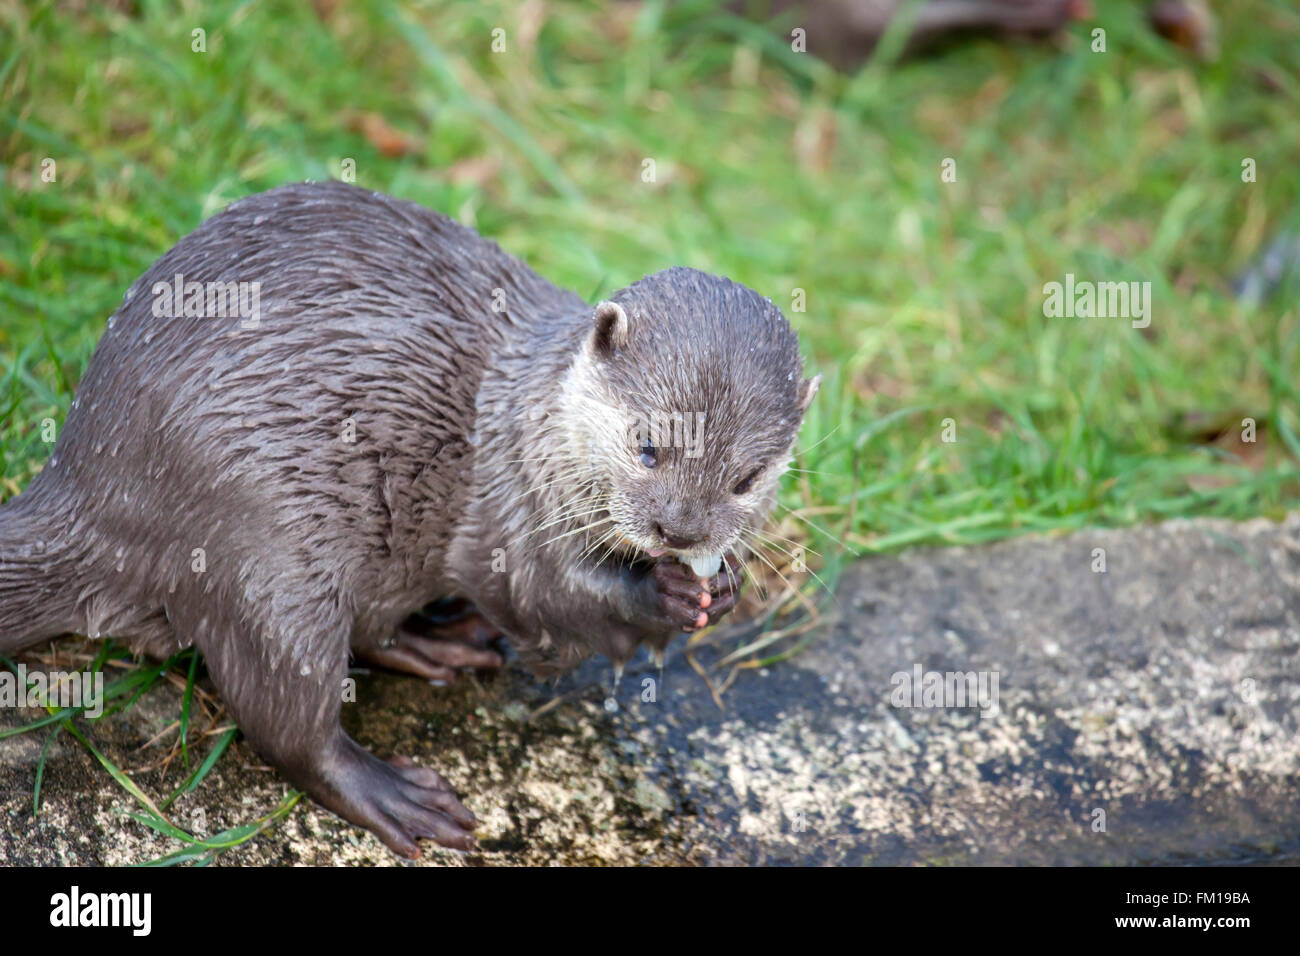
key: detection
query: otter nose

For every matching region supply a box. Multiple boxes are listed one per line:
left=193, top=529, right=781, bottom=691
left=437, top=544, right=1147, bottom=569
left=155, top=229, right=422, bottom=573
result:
left=654, top=522, right=701, bottom=550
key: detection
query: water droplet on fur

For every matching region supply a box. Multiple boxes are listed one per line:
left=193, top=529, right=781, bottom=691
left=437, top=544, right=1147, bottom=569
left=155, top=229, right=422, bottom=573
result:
left=107, top=315, right=116, bottom=329
left=603, top=696, right=619, bottom=713
left=49, top=457, right=58, bottom=468
left=787, top=372, right=793, bottom=380
left=33, top=540, right=46, bottom=554
left=300, top=663, right=312, bottom=676
left=253, top=214, right=267, bottom=225
left=94, top=443, right=103, bottom=454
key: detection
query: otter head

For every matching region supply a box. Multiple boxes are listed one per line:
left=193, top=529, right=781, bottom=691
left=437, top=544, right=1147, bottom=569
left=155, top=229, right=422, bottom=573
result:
left=553, top=267, right=819, bottom=573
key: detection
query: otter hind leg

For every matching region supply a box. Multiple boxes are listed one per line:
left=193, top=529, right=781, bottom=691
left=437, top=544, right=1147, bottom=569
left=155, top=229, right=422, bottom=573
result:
left=353, top=608, right=504, bottom=683
left=184, top=602, right=478, bottom=857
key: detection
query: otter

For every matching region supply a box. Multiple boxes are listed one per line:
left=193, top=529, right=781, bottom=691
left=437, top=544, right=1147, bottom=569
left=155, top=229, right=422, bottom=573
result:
left=0, top=181, right=819, bottom=857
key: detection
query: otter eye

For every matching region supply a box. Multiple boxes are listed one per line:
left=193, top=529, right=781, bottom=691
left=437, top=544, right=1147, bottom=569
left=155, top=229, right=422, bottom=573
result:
left=733, top=467, right=762, bottom=495
left=639, top=438, right=657, bottom=468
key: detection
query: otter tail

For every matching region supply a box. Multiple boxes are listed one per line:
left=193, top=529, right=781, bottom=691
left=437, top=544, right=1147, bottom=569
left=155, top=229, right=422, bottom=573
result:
left=0, top=493, right=81, bottom=653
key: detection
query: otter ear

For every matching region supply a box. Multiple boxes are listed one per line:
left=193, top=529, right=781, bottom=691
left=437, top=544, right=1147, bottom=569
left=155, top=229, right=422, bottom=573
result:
left=589, top=301, right=629, bottom=359
left=798, top=373, right=821, bottom=415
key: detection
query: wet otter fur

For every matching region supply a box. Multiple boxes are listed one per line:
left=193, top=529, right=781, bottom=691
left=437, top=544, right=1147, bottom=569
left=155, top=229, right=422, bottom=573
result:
left=0, top=181, right=819, bottom=856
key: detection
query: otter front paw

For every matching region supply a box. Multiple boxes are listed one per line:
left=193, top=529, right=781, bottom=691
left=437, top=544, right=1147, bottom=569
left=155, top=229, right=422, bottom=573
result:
left=651, top=555, right=745, bottom=632
left=310, top=737, right=478, bottom=858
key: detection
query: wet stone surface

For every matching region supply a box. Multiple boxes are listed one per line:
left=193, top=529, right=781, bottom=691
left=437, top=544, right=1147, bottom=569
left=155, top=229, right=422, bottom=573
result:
left=2, top=513, right=1299, bottom=865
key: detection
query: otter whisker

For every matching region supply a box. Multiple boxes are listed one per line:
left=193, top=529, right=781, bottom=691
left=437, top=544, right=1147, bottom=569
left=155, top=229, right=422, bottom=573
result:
left=577, top=527, right=621, bottom=565
left=745, top=528, right=800, bottom=561
left=517, top=489, right=608, bottom=528
left=522, top=489, right=607, bottom=523
left=508, top=466, right=603, bottom=506
left=521, top=505, right=610, bottom=544
left=739, top=531, right=820, bottom=619
left=588, top=531, right=628, bottom=569
left=754, top=526, right=823, bottom=558
left=744, top=528, right=834, bottom=601
left=499, top=465, right=597, bottom=508
left=530, top=523, right=611, bottom=557
left=725, top=540, right=764, bottom=601
left=774, top=502, right=859, bottom=557
left=519, top=485, right=607, bottom=520
left=501, top=450, right=591, bottom=466
left=531, top=516, right=615, bottom=552
left=795, top=423, right=842, bottom=457
left=720, top=543, right=746, bottom=600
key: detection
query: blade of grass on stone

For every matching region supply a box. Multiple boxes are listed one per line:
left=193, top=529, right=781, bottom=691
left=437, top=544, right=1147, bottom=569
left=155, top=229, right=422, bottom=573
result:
left=32, top=725, right=61, bottom=815
left=160, top=726, right=238, bottom=813
left=135, top=792, right=304, bottom=866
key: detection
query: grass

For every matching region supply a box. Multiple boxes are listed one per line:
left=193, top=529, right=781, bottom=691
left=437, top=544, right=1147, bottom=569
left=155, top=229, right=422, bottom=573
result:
left=1, top=0, right=1298, bottom=859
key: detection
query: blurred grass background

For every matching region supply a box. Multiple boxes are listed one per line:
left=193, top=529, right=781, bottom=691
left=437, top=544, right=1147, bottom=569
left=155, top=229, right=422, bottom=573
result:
left=1, top=0, right=1298, bottom=553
